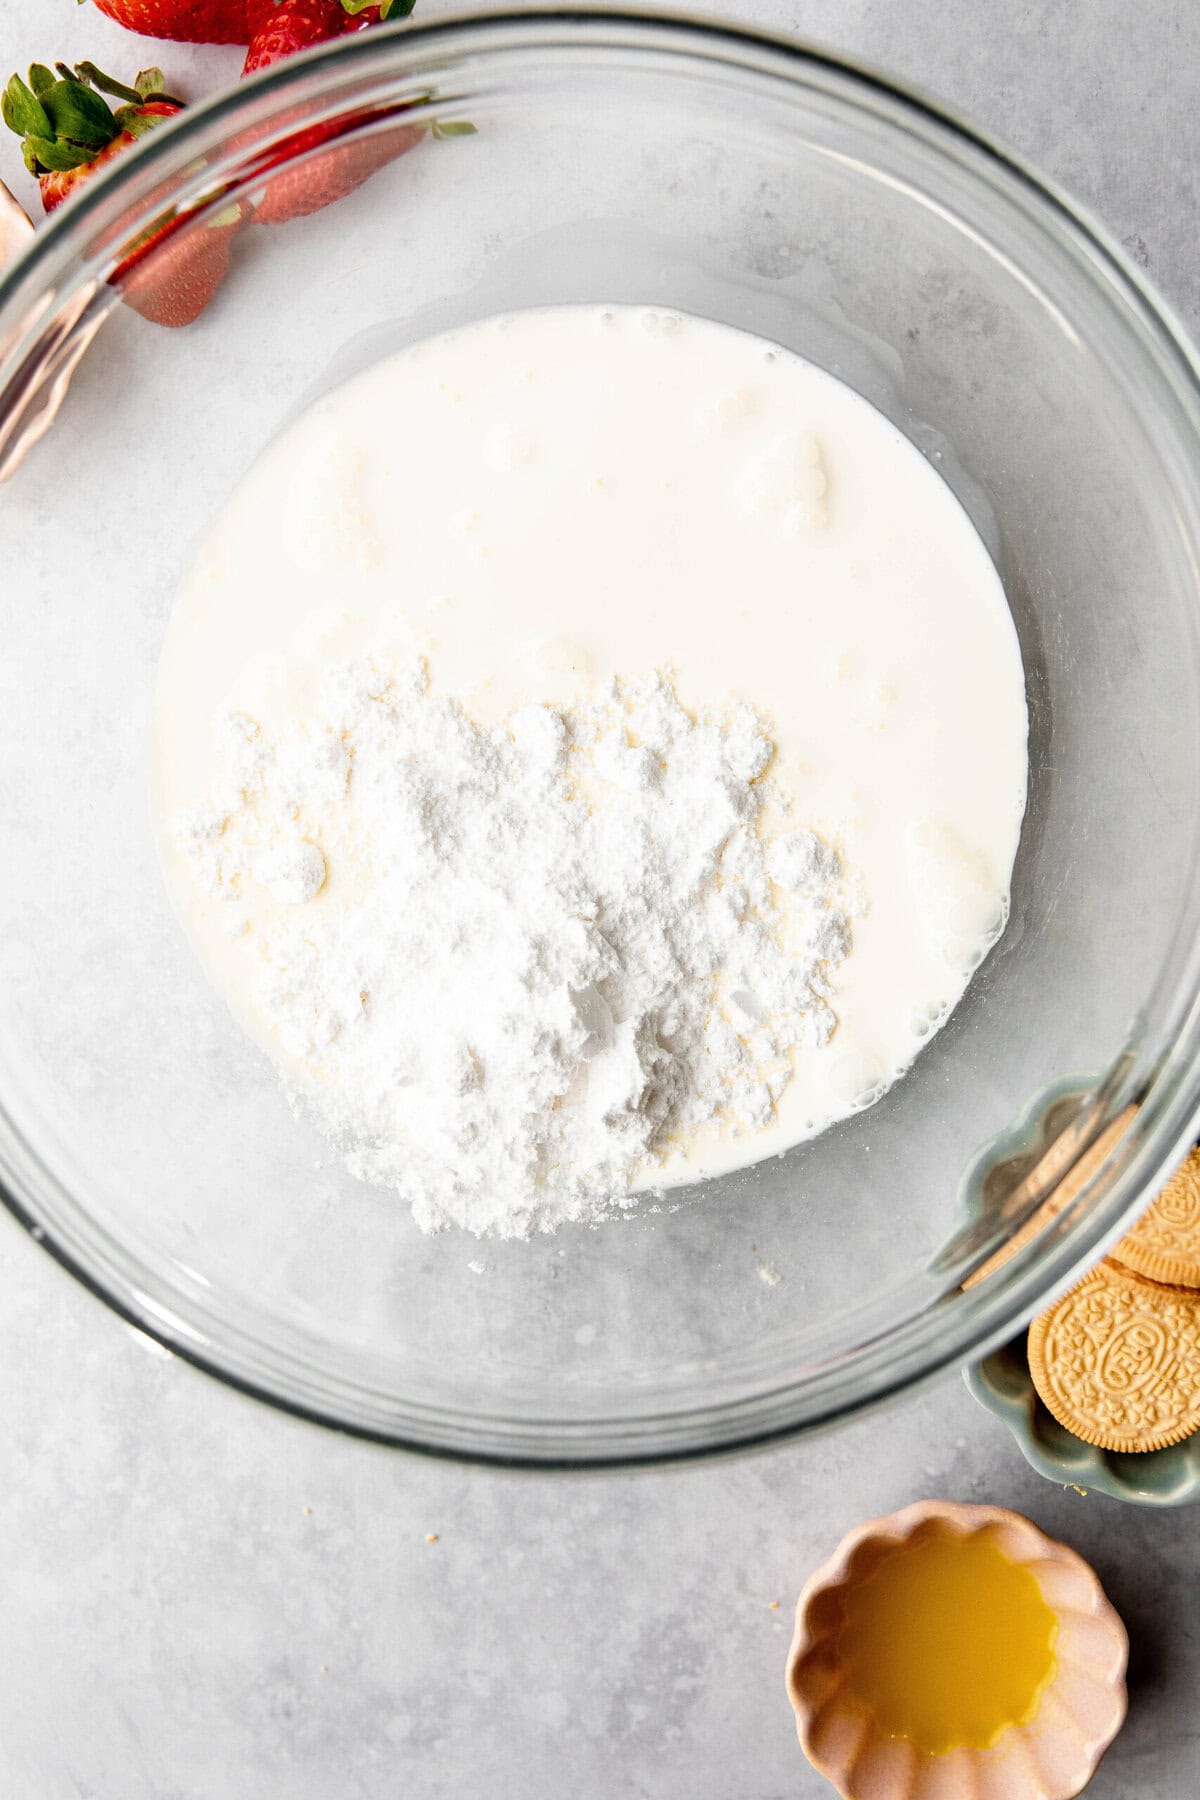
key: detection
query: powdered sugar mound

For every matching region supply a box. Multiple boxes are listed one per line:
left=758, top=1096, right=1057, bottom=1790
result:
left=175, top=664, right=852, bottom=1237
left=257, top=840, right=327, bottom=905
left=769, top=827, right=838, bottom=892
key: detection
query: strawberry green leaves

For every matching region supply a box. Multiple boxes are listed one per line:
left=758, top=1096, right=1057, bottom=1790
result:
left=3, top=67, right=120, bottom=175
left=28, top=76, right=113, bottom=145
left=1, top=62, right=182, bottom=179
left=340, top=0, right=416, bottom=18
left=1, top=75, right=51, bottom=143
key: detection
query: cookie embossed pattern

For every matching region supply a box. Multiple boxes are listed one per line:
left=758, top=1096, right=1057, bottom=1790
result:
left=1028, top=1265, right=1200, bottom=1454
left=971, top=1145, right=1200, bottom=1501
left=1111, top=1151, right=1200, bottom=1287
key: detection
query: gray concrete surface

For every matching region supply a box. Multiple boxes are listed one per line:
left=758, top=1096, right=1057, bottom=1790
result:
left=1, top=2, right=1199, bottom=1795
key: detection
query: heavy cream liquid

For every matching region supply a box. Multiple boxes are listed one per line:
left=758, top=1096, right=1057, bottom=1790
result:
left=154, top=306, right=1028, bottom=1192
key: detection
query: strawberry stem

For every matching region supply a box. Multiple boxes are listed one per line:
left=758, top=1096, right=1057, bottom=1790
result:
left=74, top=61, right=183, bottom=109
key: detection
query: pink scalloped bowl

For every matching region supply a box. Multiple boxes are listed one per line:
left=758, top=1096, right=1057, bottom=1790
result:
left=786, top=1501, right=1128, bottom=1800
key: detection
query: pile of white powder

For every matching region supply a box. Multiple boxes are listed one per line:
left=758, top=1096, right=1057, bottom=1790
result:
left=176, top=663, right=851, bottom=1237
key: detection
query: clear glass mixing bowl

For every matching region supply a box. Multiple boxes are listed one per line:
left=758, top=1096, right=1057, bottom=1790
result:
left=2, top=11, right=1199, bottom=1465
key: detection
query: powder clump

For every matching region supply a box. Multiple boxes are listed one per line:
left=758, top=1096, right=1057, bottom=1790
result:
left=176, top=663, right=851, bottom=1237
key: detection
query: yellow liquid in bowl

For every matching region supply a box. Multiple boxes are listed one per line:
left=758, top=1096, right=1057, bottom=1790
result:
left=837, top=1533, right=1058, bottom=1755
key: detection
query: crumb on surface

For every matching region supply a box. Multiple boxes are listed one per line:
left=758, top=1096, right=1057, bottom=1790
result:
left=425, top=1532, right=439, bottom=1543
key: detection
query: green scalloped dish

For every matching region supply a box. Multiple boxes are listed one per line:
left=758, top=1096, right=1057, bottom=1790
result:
left=966, top=1340, right=1200, bottom=1507
left=958, top=1078, right=1200, bottom=1504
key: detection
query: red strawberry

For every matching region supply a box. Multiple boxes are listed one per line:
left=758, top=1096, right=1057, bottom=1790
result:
left=248, top=113, right=424, bottom=223
left=2, top=63, right=243, bottom=326
left=86, top=0, right=266, bottom=46
left=118, top=197, right=243, bottom=324
left=242, top=0, right=421, bottom=225
left=241, top=0, right=416, bottom=72
left=242, top=0, right=375, bottom=75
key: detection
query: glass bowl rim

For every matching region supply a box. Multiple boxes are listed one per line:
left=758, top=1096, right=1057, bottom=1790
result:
left=3, top=6, right=1200, bottom=1468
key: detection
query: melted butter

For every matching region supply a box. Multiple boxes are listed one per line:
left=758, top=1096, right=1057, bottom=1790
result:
left=837, top=1532, right=1058, bottom=1755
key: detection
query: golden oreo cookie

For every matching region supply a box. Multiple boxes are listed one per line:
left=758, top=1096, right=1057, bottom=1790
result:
left=1028, top=1260, right=1200, bottom=1453
left=1110, top=1146, right=1200, bottom=1289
